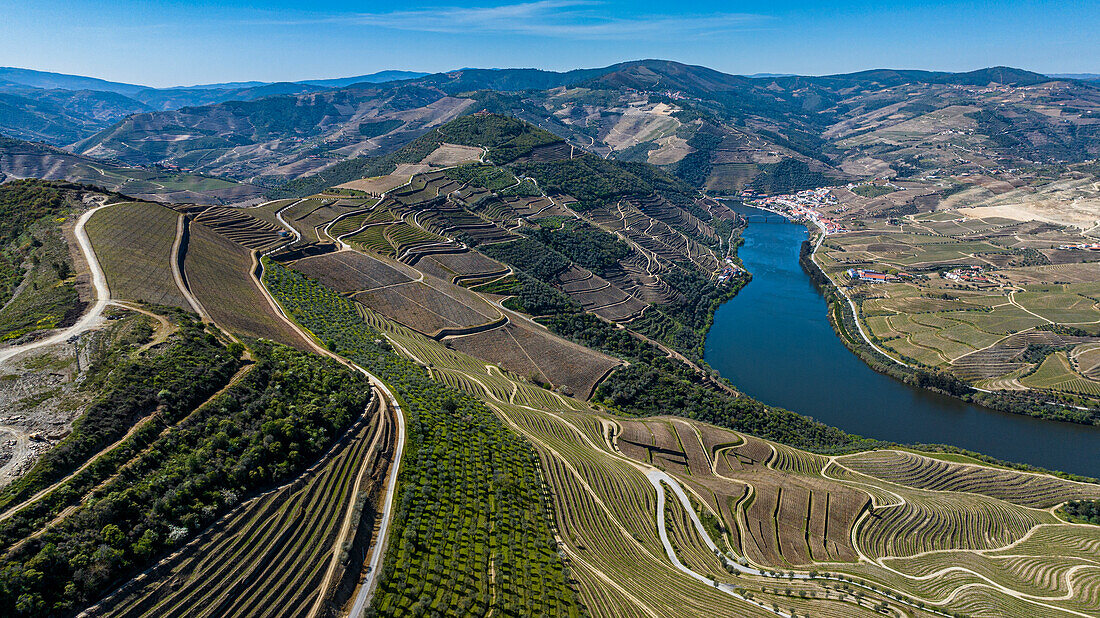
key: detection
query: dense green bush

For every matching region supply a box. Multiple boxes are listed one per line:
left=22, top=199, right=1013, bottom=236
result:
left=511, top=154, right=694, bottom=210
left=444, top=163, right=517, bottom=192
left=597, top=363, right=880, bottom=453
left=481, top=237, right=572, bottom=281
left=0, top=180, right=72, bottom=310
left=0, top=317, right=242, bottom=515
left=0, top=337, right=369, bottom=615
left=1062, top=499, right=1100, bottom=525
left=528, top=221, right=631, bottom=279
left=748, top=159, right=829, bottom=194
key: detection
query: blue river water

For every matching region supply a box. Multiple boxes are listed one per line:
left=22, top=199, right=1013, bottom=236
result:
left=703, top=204, right=1100, bottom=477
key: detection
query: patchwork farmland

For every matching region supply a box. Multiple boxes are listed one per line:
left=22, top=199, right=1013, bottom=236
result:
left=808, top=195, right=1100, bottom=409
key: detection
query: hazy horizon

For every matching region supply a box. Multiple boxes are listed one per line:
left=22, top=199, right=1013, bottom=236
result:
left=5, top=61, right=1095, bottom=92
left=2, top=0, right=1096, bottom=88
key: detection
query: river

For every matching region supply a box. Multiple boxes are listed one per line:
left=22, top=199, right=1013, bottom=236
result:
left=703, top=204, right=1100, bottom=477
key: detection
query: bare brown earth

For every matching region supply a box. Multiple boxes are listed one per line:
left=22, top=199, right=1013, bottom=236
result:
left=337, top=174, right=412, bottom=196
left=412, top=251, right=509, bottom=284
left=445, top=320, right=620, bottom=399
left=185, top=222, right=308, bottom=348
left=418, top=143, right=483, bottom=167
left=85, top=202, right=191, bottom=309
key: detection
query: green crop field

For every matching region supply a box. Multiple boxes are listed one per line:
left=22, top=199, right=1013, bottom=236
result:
left=850, top=184, right=896, bottom=199
left=444, top=163, right=519, bottom=192
left=1014, top=286, right=1100, bottom=323
left=263, top=262, right=585, bottom=617
left=346, top=224, right=396, bottom=256
left=385, top=222, right=445, bottom=255
left=1021, top=351, right=1079, bottom=389
left=326, top=202, right=382, bottom=238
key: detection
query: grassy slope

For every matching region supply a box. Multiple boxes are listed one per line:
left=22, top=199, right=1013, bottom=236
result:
left=0, top=181, right=86, bottom=342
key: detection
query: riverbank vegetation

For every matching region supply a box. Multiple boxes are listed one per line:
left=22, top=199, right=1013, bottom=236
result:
left=804, top=239, right=1100, bottom=427
left=1059, top=499, right=1100, bottom=525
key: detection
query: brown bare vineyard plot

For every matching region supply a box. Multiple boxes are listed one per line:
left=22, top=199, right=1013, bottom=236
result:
left=186, top=223, right=307, bottom=347
left=290, top=248, right=511, bottom=339
left=446, top=320, right=620, bottom=399
left=412, top=250, right=509, bottom=285
left=352, top=278, right=502, bottom=337
left=291, top=250, right=416, bottom=292
left=85, top=202, right=190, bottom=308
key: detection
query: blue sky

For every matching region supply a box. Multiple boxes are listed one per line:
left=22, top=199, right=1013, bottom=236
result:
left=2, top=0, right=1096, bottom=87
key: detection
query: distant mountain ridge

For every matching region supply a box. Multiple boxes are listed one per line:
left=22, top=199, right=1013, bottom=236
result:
left=0, top=67, right=148, bottom=96
left=0, top=67, right=430, bottom=93
left=3, top=60, right=1097, bottom=199
left=0, top=68, right=431, bottom=146
left=1050, top=73, right=1100, bottom=81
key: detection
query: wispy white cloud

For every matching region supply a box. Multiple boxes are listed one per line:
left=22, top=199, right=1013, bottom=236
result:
left=259, top=1, right=765, bottom=39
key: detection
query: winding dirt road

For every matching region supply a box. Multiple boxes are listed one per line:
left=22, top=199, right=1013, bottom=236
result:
left=0, top=202, right=112, bottom=367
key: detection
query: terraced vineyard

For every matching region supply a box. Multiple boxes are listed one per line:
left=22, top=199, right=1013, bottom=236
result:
left=193, top=206, right=289, bottom=251
left=95, top=395, right=391, bottom=618
left=263, top=262, right=585, bottom=617
left=838, top=450, right=1100, bottom=507
left=263, top=254, right=1100, bottom=617
left=285, top=248, right=620, bottom=395
left=8, top=111, right=1100, bottom=618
